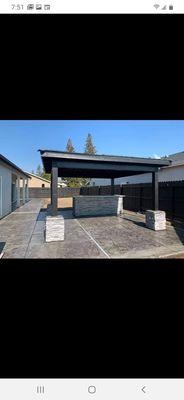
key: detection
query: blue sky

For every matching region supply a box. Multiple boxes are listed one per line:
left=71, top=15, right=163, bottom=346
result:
left=0, top=120, right=184, bottom=172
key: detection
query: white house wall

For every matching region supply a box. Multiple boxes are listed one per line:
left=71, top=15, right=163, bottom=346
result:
left=90, top=165, right=184, bottom=186
left=0, top=161, right=12, bottom=218
left=90, top=174, right=152, bottom=186
left=159, top=165, right=184, bottom=181
left=0, top=159, right=28, bottom=219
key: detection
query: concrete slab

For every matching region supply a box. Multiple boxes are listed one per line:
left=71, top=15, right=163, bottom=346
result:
left=0, top=199, right=43, bottom=258
left=26, top=209, right=107, bottom=258
left=1, top=200, right=184, bottom=259
left=77, top=212, right=184, bottom=259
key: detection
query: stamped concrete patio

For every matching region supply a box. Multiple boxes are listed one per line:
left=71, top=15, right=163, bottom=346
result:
left=1, top=199, right=184, bottom=259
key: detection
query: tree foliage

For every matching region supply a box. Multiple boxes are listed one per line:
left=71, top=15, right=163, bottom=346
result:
left=35, top=165, right=51, bottom=181
left=83, top=133, right=96, bottom=185
left=36, top=164, right=43, bottom=176
left=84, top=133, right=96, bottom=155
left=63, top=139, right=81, bottom=187
left=63, top=137, right=93, bottom=187
left=66, top=178, right=85, bottom=187
left=66, top=138, right=75, bottom=153
left=34, top=135, right=97, bottom=187
left=42, top=173, right=51, bottom=181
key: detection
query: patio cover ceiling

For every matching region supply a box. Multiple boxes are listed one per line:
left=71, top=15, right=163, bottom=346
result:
left=39, top=150, right=171, bottom=179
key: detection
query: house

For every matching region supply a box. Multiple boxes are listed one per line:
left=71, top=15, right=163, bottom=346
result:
left=26, top=172, right=67, bottom=188
left=90, top=151, right=184, bottom=186
left=0, top=154, right=30, bottom=219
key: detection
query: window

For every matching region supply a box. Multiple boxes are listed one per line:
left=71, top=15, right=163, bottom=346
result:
left=42, top=184, right=45, bottom=188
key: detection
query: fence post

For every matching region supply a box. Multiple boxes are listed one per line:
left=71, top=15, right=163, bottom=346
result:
left=140, top=186, right=143, bottom=212
left=172, top=185, right=175, bottom=219
left=98, top=186, right=101, bottom=196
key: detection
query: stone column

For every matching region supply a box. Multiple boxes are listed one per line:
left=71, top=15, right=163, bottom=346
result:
left=146, top=210, right=166, bottom=231
left=17, top=176, right=20, bottom=207
left=22, top=178, right=26, bottom=204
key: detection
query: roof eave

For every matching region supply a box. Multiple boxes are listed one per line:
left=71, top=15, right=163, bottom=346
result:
left=39, top=150, right=171, bottom=168
left=0, top=154, right=30, bottom=178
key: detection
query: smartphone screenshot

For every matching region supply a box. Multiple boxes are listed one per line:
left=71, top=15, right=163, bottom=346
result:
left=0, top=3, right=183, bottom=400
left=0, top=0, right=182, bottom=13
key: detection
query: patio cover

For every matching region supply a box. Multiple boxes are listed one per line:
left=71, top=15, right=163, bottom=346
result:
left=39, top=149, right=171, bottom=215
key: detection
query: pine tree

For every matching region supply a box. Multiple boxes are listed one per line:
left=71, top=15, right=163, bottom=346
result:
left=83, top=133, right=97, bottom=186
left=66, top=138, right=75, bottom=153
left=64, top=139, right=83, bottom=187
left=84, top=133, right=96, bottom=155
left=31, top=169, right=35, bottom=174
left=36, top=164, right=42, bottom=176
left=63, top=136, right=96, bottom=188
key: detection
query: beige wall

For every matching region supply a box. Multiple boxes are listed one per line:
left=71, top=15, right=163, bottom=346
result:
left=28, top=176, right=50, bottom=188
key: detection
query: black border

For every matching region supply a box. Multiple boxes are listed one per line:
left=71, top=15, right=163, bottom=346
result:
left=0, top=13, right=183, bottom=120
left=1, top=259, right=184, bottom=378
left=0, top=12, right=184, bottom=378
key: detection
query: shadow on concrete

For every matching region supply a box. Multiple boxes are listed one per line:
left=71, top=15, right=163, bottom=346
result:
left=170, top=221, right=184, bottom=247
left=122, top=216, right=146, bottom=228
left=73, top=213, right=120, bottom=220
left=58, top=209, right=74, bottom=219
left=123, top=216, right=184, bottom=247
left=38, top=208, right=74, bottom=220
left=0, top=242, right=6, bottom=256
left=37, top=211, right=47, bottom=221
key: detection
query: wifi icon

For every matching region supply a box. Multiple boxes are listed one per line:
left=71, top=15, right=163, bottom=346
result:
left=154, top=4, right=160, bottom=9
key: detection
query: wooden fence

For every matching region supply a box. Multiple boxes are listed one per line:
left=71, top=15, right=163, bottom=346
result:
left=121, top=181, right=184, bottom=220
left=28, top=180, right=184, bottom=220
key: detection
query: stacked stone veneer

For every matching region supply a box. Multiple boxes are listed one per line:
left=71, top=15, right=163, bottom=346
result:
left=146, top=210, right=166, bottom=231
left=45, top=215, right=65, bottom=242
left=73, top=195, right=124, bottom=218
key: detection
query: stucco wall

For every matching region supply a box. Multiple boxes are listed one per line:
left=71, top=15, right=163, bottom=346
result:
left=0, top=159, right=28, bottom=219
left=28, top=176, right=50, bottom=188
left=159, top=165, right=184, bottom=181
left=0, top=161, right=12, bottom=218
left=90, top=175, right=152, bottom=185
left=90, top=165, right=184, bottom=186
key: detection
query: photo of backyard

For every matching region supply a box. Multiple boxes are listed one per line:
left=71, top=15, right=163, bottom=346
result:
left=1, top=120, right=184, bottom=259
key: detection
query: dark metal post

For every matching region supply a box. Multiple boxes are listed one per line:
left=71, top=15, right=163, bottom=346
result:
left=51, top=165, right=58, bottom=215
left=172, top=185, right=175, bottom=219
left=140, top=185, right=143, bottom=212
left=111, top=178, right=115, bottom=195
left=152, top=171, right=159, bottom=210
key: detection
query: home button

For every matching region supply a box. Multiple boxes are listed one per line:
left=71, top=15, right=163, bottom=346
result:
left=88, top=386, right=96, bottom=394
